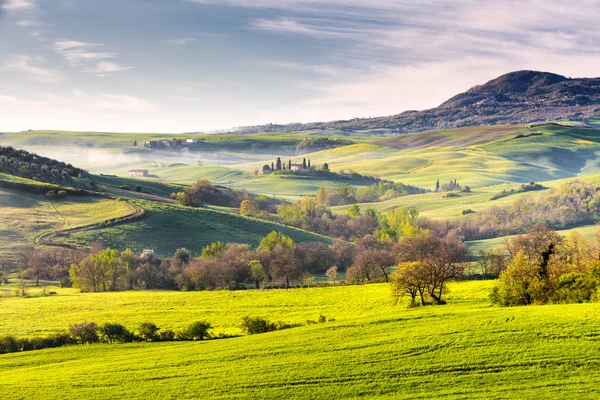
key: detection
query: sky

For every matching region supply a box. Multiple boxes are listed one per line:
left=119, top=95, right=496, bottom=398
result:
left=1, top=0, right=600, bottom=133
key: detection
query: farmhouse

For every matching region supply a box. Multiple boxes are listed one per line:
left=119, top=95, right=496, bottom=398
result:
left=290, top=163, right=304, bottom=172
left=186, top=138, right=199, bottom=144
left=128, top=169, right=149, bottom=177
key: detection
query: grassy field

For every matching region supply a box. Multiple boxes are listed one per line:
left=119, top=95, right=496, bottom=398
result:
left=0, top=188, right=136, bottom=265
left=56, top=199, right=330, bottom=256
left=3, top=281, right=600, bottom=398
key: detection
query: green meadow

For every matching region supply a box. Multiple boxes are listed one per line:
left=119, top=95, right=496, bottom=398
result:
left=3, top=281, right=600, bottom=399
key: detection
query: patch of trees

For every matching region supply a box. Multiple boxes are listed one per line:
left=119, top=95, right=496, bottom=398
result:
left=490, top=226, right=600, bottom=306
left=0, top=146, right=91, bottom=189
left=173, top=179, right=275, bottom=209
left=15, top=246, right=88, bottom=289
left=435, top=179, right=461, bottom=192
left=419, top=180, right=600, bottom=241
left=490, top=182, right=546, bottom=201
left=315, top=182, right=428, bottom=206
left=296, top=137, right=354, bottom=154
left=391, top=232, right=469, bottom=305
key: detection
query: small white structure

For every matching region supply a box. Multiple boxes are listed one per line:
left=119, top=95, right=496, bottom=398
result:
left=290, top=164, right=304, bottom=172
left=128, top=169, right=149, bottom=177
left=186, top=138, right=199, bottom=144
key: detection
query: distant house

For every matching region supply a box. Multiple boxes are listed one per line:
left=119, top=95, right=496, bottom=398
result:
left=259, top=169, right=272, bottom=175
left=290, top=164, right=304, bottom=172
left=144, top=140, right=158, bottom=148
left=128, top=169, right=149, bottom=177
left=159, top=140, right=172, bottom=147
left=186, top=138, right=199, bottom=144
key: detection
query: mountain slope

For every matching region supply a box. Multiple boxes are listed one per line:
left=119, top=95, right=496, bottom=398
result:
left=235, top=70, right=600, bottom=134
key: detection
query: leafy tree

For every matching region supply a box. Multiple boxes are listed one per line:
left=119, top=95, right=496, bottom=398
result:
left=69, top=248, right=127, bottom=292
left=391, top=262, right=428, bottom=306
left=138, top=322, right=160, bottom=341
left=239, top=199, right=260, bottom=216
left=348, top=204, right=361, bottom=217
left=316, top=186, right=327, bottom=204
left=100, top=323, right=131, bottom=343
left=185, top=321, right=212, bottom=340
left=241, top=316, right=276, bottom=335
left=201, top=242, right=226, bottom=258
left=325, top=266, right=338, bottom=285
left=259, top=231, right=295, bottom=252
left=249, top=260, right=267, bottom=289
left=69, top=322, right=99, bottom=344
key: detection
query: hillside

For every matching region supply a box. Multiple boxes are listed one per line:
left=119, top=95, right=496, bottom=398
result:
left=233, top=71, right=600, bottom=134
left=3, top=282, right=600, bottom=399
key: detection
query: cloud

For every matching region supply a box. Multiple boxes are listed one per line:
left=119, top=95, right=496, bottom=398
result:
left=54, top=39, right=133, bottom=76
left=2, top=55, right=62, bottom=82
left=1, top=0, right=35, bottom=10
left=168, top=38, right=197, bottom=47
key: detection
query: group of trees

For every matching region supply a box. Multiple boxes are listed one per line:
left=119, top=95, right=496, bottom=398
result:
left=295, top=137, right=354, bottom=154
left=490, top=226, right=600, bottom=306
left=0, top=146, right=90, bottom=189
left=173, top=180, right=275, bottom=209
left=420, top=180, right=600, bottom=241
left=391, top=232, right=469, bottom=305
left=314, top=181, right=427, bottom=207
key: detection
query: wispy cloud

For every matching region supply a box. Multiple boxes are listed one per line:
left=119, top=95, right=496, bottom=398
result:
left=168, top=38, right=197, bottom=47
left=54, top=39, right=132, bottom=77
left=2, top=55, right=62, bottom=82
left=2, top=0, right=35, bottom=10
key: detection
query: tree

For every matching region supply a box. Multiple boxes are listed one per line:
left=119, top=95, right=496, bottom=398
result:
left=308, top=159, right=311, bottom=169
left=262, top=164, right=271, bottom=172
left=239, top=200, right=260, bottom=216
left=69, top=322, right=99, bottom=344
left=249, top=260, right=267, bottom=289
left=288, top=159, right=291, bottom=170
left=185, top=321, right=212, bottom=340
left=394, top=233, right=468, bottom=304
left=133, top=140, right=138, bottom=147
left=490, top=251, right=541, bottom=306
left=70, top=248, right=127, bottom=292
left=202, top=242, right=226, bottom=258
left=18, top=245, right=44, bottom=286
left=271, top=162, right=274, bottom=170
left=138, top=322, right=160, bottom=341
left=276, top=157, right=282, bottom=171
left=323, top=163, right=329, bottom=171
left=391, top=262, right=428, bottom=306
left=348, top=204, right=361, bottom=217
left=316, top=186, right=327, bottom=205
left=435, top=179, right=440, bottom=191
left=100, top=323, right=131, bottom=343
left=349, top=248, right=395, bottom=283
left=325, top=266, right=338, bottom=285
left=302, top=158, right=307, bottom=169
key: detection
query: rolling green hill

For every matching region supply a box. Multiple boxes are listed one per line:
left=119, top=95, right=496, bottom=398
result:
left=3, top=281, right=600, bottom=399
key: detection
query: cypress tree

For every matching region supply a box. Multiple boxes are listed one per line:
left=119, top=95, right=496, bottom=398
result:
left=276, top=157, right=282, bottom=171
left=302, top=158, right=307, bottom=169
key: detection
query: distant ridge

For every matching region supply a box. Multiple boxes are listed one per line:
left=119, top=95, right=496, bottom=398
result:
left=234, top=70, right=600, bottom=134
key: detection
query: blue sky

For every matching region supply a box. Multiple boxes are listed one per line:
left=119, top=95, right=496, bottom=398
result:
left=1, top=0, right=600, bottom=133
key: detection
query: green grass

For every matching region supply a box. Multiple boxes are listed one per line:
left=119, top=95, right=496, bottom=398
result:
left=0, top=188, right=135, bottom=266
left=3, top=281, right=600, bottom=398
left=57, top=200, right=330, bottom=256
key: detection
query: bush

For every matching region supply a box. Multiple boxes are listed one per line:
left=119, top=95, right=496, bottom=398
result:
left=137, top=322, right=160, bottom=341
left=240, top=316, right=277, bottom=335
left=0, top=335, right=19, bottom=354
left=159, top=329, right=176, bottom=341
left=69, top=322, right=99, bottom=344
left=185, top=321, right=212, bottom=340
left=100, top=323, right=132, bottom=343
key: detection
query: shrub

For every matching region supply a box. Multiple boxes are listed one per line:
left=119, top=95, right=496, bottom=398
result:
left=137, top=322, right=160, bottom=341
left=159, top=329, right=176, bottom=341
left=185, top=321, right=212, bottom=340
left=240, top=316, right=277, bottom=335
left=100, top=323, right=132, bottom=343
left=69, top=322, right=99, bottom=344
left=0, top=335, right=19, bottom=354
